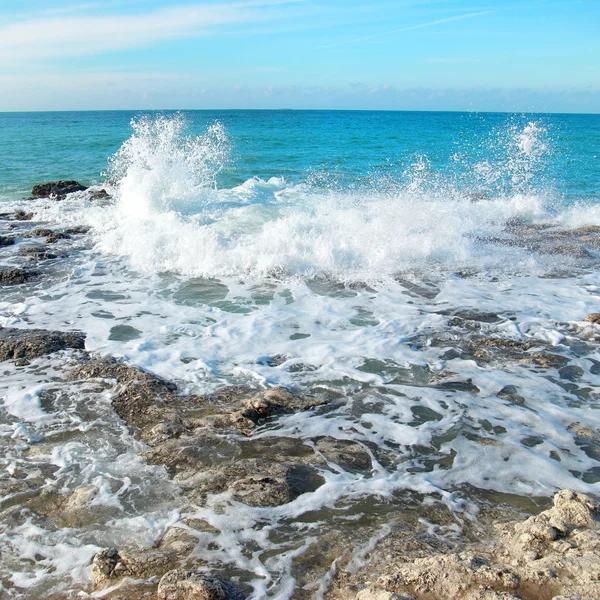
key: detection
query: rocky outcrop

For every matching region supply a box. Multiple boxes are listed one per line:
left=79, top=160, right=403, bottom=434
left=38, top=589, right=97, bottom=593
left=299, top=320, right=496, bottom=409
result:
left=584, top=313, right=600, bottom=325
left=31, top=180, right=88, bottom=199
left=329, top=489, right=600, bottom=600
left=0, top=327, right=85, bottom=361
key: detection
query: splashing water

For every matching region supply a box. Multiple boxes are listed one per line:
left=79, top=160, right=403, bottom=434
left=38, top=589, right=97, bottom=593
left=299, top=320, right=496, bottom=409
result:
left=106, top=114, right=229, bottom=218
left=88, top=115, right=562, bottom=281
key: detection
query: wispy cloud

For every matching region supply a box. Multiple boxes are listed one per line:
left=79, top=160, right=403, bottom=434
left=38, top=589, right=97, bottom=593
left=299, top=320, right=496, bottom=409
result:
left=0, top=1, right=300, bottom=62
left=322, top=10, right=493, bottom=49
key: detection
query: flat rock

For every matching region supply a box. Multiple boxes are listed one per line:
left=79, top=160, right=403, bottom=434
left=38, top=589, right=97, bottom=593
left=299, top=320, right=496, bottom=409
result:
left=0, top=327, right=85, bottom=361
left=31, top=180, right=88, bottom=199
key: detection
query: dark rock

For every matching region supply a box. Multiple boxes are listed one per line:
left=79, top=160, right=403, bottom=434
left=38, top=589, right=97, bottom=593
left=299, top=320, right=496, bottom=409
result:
left=65, top=225, right=91, bottom=235
left=0, top=268, right=36, bottom=285
left=0, top=327, right=85, bottom=361
left=46, top=231, right=71, bottom=244
left=31, top=228, right=54, bottom=237
left=0, top=235, right=16, bottom=247
left=88, top=189, right=111, bottom=201
left=157, top=569, right=242, bottom=600
left=13, top=210, right=33, bottom=221
left=31, top=180, right=88, bottom=199
left=19, top=247, right=60, bottom=261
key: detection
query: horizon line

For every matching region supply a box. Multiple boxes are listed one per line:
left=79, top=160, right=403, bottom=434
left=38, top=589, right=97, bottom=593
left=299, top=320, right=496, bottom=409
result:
left=1, top=107, right=599, bottom=116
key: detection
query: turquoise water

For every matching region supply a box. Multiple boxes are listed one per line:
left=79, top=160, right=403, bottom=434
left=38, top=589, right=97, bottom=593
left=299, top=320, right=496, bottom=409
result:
left=1, top=110, right=599, bottom=203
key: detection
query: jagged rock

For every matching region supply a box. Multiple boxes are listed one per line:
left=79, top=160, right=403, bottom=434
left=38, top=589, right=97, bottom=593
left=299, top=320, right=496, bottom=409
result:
left=19, top=247, right=59, bottom=261
left=0, top=235, right=15, bottom=246
left=31, top=180, right=88, bottom=199
left=0, top=327, right=85, bottom=361
left=584, top=313, right=600, bottom=325
left=157, top=569, right=241, bottom=600
left=0, top=268, right=36, bottom=285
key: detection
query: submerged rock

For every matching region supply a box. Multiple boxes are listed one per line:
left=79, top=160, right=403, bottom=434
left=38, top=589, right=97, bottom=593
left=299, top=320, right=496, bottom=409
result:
left=0, top=327, right=85, bottom=361
left=0, top=235, right=15, bottom=247
left=31, top=180, right=88, bottom=199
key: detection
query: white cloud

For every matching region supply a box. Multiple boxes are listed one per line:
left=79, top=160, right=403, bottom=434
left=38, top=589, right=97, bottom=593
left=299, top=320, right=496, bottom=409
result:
left=0, top=1, right=299, bottom=62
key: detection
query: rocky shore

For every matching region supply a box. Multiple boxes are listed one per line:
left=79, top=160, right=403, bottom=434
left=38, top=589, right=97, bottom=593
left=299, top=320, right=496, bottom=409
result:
left=1, top=182, right=600, bottom=599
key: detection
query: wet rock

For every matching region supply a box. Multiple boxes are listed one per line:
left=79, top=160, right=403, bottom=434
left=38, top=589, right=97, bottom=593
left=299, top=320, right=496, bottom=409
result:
left=558, top=365, right=584, bottom=381
left=31, top=180, right=88, bottom=199
left=468, top=338, right=568, bottom=369
left=316, top=437, right=373, bottom=472
left=201, top=387, right=326, bottom=433
left=0, top=235, right=15, bottom=247
left=584, top=313, right=600, bottom=325
left=88, top=189, right=111, bottom=201
left=157, top=569, right=241, bottom=600
left=65, top=225, right=91, bottom=235
left=70, top=357, right=179, bottom=429
left=180, top=459, right=326, bottom=507
left=0, top=267, right=36, bottom=285
left=13, top=209, right=33, bottom=220
left=46, top=231, right=71, bottom=243
left=30, top=228, right=54, bottom=237
left=19, top=247, right=60, bottom=261
left=0, top=327, right=85, bottom=361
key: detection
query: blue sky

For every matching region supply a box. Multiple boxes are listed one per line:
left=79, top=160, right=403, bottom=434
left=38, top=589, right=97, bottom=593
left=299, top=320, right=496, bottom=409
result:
left=0, top=0, right=598, bottom=112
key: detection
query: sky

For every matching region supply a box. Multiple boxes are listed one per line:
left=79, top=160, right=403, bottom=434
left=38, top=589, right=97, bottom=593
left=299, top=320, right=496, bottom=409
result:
left=0, top=0, right=598, bottom=112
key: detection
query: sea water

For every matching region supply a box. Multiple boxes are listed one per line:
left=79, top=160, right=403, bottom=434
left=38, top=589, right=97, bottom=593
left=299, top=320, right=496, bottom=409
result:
left=0, top=110, right=599, bottom=598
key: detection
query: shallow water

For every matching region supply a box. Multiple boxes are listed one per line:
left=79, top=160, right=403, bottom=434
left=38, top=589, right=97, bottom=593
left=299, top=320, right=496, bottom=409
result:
left=1, top=110, right=599, bottom=598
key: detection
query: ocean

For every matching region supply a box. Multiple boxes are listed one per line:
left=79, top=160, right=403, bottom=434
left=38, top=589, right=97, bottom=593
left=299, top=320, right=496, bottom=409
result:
left=1, top=109, right=600, bottom=598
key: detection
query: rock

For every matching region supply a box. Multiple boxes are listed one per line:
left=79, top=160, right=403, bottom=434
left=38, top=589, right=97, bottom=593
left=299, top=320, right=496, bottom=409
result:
left=92, top=547, right=179, bottom=587
left=584, top=313, right=600, bottom=325
left=46, top=231, right=71, bottom=244
left=30, top=228, right=54, bottom=237
left=65, top=225, right=91, bottom=235
left=13, top=209, right=33, bottom=220
left=88, top=189, right=111, bottom=201
left=0, top=235, right=15, bottom=246
left=31, top=180, right=88, bottom=199
left=0, top=327, right=85, bottom=361
left=19, top=247, right=59, bottom=261
left=0, top=268, right=36, bottom=285
left=157, top=569, right=241, bottom=600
